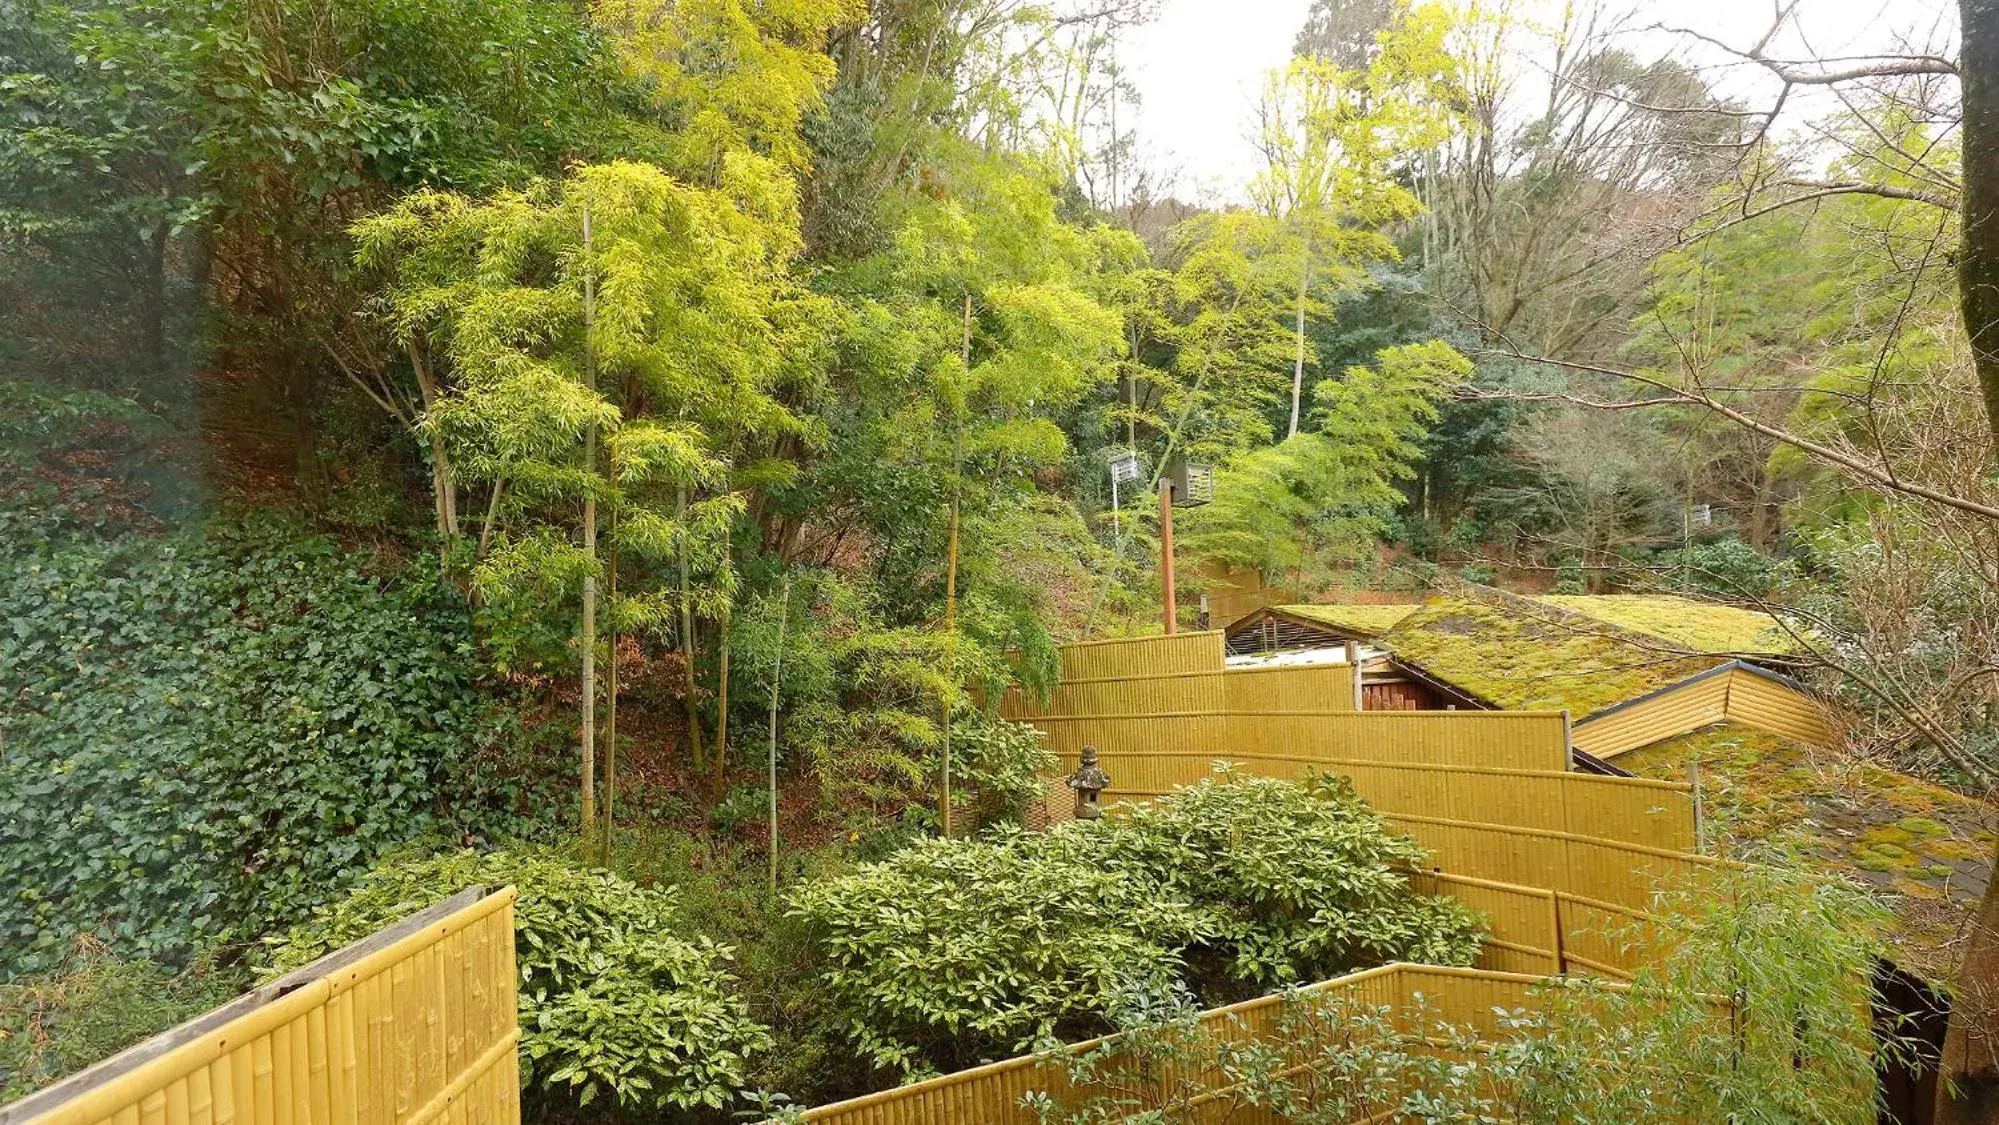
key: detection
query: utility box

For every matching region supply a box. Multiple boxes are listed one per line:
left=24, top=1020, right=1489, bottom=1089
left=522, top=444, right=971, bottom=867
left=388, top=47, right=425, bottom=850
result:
left=1161, top=459, right=1213, bottom=507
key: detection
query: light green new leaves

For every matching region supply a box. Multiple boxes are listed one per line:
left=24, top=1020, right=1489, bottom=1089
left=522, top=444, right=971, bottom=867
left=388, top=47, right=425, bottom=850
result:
left=354, top=159, right=825, bottom=635
left=1185, top=340, right=1470, bottom=574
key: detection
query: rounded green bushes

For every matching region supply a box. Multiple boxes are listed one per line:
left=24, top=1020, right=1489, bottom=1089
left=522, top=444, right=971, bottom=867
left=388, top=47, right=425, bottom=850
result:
left=787, top=770, right=1486, bottom=1076
left=261, top=848, right=771, bottom=1113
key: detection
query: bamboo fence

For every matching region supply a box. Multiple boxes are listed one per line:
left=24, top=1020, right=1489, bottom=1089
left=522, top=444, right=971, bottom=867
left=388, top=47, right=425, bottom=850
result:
left=0, top=889, right=521, bottom=1125
left=793, top=964, right=1562, bottom=1125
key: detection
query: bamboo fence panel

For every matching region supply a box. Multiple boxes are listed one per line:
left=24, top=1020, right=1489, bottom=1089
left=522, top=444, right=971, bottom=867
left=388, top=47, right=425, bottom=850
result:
left=1335, top=762, right=1691, bottom=852
left=1405, top=872, right=1559, bottom=976
left=1221, top=712, right=1569, bottom=771
left=1002, top=671, right=1228, bottom=722
left=1388, top=813, right=1706, bottom=915
left=1220, top=664, right=1355, bottom=712
left=1, top=890, right=520, bottom=1125
left=1032, top=715, right=1570, bottom=783
left=1065, top=758, right=1690, bottom=853
left=1054, top=632, right=1227, bottom=681
left=1553, top=891, right=1675, bottom=980
left=793, top=965, right=1548, bottom=1125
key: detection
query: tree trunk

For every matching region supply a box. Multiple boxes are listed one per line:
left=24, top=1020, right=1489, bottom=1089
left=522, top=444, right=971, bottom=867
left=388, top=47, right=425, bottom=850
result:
left=1942, top=6, right=1999, bottom=1119
left=1967, top=0, right=1999, bottom=450
left=1290, top=250, right=1310, bottom=439
left=139, top=223, right=171, bottom=380
left=1940, top=867, right=1999, bottom=1124
left=603, top=500, right=617, bottom=860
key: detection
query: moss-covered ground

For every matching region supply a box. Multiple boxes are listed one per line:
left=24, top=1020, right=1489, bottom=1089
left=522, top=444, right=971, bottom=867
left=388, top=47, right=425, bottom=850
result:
left=1620, top=729, right=1995, bottom=979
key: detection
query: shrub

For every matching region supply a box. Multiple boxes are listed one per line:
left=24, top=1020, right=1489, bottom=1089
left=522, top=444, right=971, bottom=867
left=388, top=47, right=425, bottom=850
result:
left=0, top=518, right=550, bottom=976
left=786, top=824, right=1209, bottom=1075
left=1122, top=772, right=1487, bottom=987
left=952, top=710, right=1059, bottom=825
left=261, top=848, right=772, bottom=1113
left=788, top=771, right=1484, bottom=1076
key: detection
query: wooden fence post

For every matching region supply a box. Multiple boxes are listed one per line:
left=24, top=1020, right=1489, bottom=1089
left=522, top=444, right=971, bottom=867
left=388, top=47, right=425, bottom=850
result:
left=1548, top=890, right=1565, bottom=975
left=1346, top=640, right=1362, bottom=710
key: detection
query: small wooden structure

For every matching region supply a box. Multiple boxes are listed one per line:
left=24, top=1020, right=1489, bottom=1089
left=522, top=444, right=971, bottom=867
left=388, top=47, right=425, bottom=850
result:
left=1570, top=660, right=1833, bottom=759
left=1359, top=654, right=1491, bottom=712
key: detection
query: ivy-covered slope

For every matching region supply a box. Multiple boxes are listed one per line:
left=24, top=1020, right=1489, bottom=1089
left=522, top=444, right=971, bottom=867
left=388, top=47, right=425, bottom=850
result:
left=0, top=518, right=547, bottom=976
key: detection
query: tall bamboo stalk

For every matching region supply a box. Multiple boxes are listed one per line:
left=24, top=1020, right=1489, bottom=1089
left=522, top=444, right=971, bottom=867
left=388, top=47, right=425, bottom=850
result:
left=1288, top=244, right=1310, bottom=438
left=579, top=197, right=598, bottom=853
left=767, top=576, right=789, bottom=896
left=678, top=482, right=706, bottom=775
left=603, top=498, right=618, bottom=859
left=941, top=292, right=971, bottom=838
left=712, top=608, right=731, bottom=793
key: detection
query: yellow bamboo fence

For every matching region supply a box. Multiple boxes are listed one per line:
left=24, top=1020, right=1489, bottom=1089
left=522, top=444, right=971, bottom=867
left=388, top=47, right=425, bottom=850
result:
left=1006, top=643, right=1571, bottom=774
left=793, top=964, right=1562, bottom=1125
left=1571, top=661, right=1833, bottom=758
left=797, top=634, right=1722, bottom=1123
left=0, top=888, right=521, bottom=1125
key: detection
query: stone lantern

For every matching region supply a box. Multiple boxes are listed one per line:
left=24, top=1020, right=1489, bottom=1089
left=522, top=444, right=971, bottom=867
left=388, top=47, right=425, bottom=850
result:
left=1066, top=744, right=1111, bottom=820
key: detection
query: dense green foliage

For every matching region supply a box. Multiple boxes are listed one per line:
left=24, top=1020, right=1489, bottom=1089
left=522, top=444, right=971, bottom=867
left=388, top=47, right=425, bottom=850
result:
left=263, top=848, right=769, bottom=1113
left=1, top=0, right=1993, bottom=1113
left=788, top=772, right=1484, bottom=1076
left=0, top=519, right=548, bottom=977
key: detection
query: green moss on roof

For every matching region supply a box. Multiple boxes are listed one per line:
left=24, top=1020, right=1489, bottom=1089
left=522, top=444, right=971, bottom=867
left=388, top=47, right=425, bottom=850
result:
left=1377, top=599, right=1719, bottom=714
left=1275, top=603, right=1420, bottom=636
left=1619, top=729, right=1994, bottom=979
left=1533, top=594, right=1798, bottom=655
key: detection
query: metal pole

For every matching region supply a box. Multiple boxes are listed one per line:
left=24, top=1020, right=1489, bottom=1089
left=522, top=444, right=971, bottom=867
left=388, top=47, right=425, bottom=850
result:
left=1159, top=482, right=1177, bottom=634
left=1110, top=472, right=1121, bottom=552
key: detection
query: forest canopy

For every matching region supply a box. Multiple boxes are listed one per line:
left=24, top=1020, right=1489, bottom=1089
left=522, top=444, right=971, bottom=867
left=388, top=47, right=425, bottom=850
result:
left=3, top=0, right=1997, bottom=1118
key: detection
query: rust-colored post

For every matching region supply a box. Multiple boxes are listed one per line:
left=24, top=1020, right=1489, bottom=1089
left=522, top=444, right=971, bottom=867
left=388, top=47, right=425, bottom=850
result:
left=1158, top=482, right=1177, bottom=634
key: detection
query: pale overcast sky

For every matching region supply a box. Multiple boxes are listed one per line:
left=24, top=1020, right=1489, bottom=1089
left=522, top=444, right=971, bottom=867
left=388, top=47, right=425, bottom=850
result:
left=1117, top=0, right=1959, bottom=204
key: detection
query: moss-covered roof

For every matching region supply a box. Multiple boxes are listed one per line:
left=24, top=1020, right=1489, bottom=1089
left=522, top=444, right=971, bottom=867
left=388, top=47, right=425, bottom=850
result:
left=1618, top=729, right=1994, bottom=980
left=1533, top=594, right=1799, bottom=655
left=1272, top=603, right=1421, bottom=637
left=1376, top=598, right=1721, bottom=714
